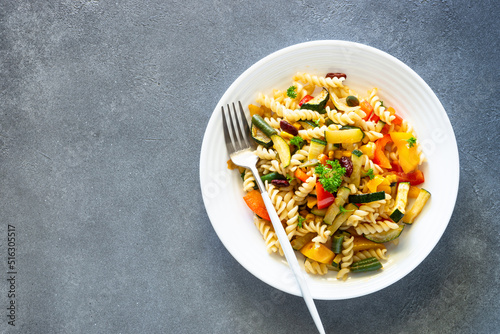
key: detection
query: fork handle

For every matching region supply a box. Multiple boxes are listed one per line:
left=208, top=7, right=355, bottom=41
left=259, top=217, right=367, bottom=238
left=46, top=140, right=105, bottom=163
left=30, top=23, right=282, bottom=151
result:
left=250, top=167, right=326, bottom=334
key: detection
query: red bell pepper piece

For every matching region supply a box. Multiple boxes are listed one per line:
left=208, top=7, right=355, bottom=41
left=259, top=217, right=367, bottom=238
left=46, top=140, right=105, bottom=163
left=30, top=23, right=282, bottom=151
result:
left=299, top=95, right=313, bottom=106
left=391, top=160, right=403, bottom=173
left=395, top=170, right=425, bottom=186
left=316, top=182, right=335, bottom=209
left=294, top=168, right=310, bottom=183
left=243, top=190, right=270, bottom=221
left=392, top=114, right=403, bottom=125
left=360, top=100, right=373, bottom=120
left=373, top=134, right=392, bottom=169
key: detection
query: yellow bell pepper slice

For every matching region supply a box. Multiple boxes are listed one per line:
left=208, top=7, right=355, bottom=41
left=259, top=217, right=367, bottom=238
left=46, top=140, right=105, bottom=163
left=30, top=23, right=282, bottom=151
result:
left=300, top=241, right=335, bottom=264
left=366, top=175, right=391, bottom=193
left=359, top=142, right=376, bottom=159
left=389, top=132, right=420, bottom=174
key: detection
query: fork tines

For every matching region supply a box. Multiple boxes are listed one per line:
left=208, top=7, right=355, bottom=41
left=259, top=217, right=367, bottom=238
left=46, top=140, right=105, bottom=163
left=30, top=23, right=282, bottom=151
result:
left=222, top=101, right=252, bottom=154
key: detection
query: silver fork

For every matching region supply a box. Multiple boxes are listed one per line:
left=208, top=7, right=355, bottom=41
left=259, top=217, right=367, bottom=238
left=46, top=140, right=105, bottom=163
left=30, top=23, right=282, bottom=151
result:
left=222, top=102, right=326, bottom=334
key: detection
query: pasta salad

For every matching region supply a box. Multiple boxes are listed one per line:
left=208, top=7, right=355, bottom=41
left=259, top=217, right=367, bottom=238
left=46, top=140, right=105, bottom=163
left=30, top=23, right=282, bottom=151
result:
left=233, top=72, right=431, bottom=280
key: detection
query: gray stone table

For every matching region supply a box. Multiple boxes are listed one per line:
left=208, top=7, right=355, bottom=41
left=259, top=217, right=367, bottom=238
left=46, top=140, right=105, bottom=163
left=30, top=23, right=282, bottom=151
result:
left=0, top=1, right=498, bottom=333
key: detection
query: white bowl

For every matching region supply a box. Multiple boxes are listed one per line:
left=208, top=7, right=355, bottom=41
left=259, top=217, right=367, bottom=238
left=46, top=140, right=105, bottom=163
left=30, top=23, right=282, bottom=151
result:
left=199, top=40, right=459, bottom=300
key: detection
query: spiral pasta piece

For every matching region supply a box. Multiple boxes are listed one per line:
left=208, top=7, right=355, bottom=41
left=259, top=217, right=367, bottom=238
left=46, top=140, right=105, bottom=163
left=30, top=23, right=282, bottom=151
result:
left=354, top=219, right=400, bottom=235
left=242, top=169, right=256, bottom=192
left=256, top=93, right=294, bottom=118
left=326, top=106, right=363, bottom=126
left=296, top=220, right=331, bottom=244
left=337, top=236, right=354, bottom=280
left=254, top=145, right=277, bottom=161
left=284, top=108, right=322, bottom=123
left=293, top=72, right=345, bottom=89
left=263, top=116, right=283, bottom=130
left=253, top=216, right=280, bottom=254
left=304, top=259, right=328, bottom=275
left=368, top=88, right=396, bottom=125
left=298, top=124, right=340, bottom=141
left=360, top=154, right=385, bottom=174
left=289, top=147, right=309, bottom=171
left=352, top=248, right=387, bottom=262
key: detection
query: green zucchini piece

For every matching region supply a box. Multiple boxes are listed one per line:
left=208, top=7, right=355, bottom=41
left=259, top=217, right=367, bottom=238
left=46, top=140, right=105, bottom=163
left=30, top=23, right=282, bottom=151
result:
left=308, top=138, right=327, bottom=161
left=325, top=128, right=364, bottom=144
left=327, top=203, right=357, bottom=235
left=348, top=191, right=386, bottom=204
left=300, top=87, right=329, bottom=113
left=298, top=159, right=320, bottom=168
left=310, top=207, right=327, bottom=217
left=390, top=182, right=410, bottom=222
left=251, top=115, right=277, bottom=138
left=350, top=151, right=362, bottom=188
left=330, top=92, right=361, bottom=113
left=260, top=172, right=286, bottom=183
left=298, top=120, right=318, bottom=130
left=402, top=189, right=431, bottom=224
left=251, top=123, right=273, bottom=148
left=291, top=232, right=315, bottom=251
left=270, top=134, right=291, bottom=168
left=350, top=257, right=382, bottom=272
left=323, top=187, right=351, bottom=225
left=365, top=225, right=404, bottom=243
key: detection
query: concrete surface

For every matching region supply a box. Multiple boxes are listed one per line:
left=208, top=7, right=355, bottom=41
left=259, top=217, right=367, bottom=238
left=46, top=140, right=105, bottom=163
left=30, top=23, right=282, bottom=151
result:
left=0, top=0, right=498, bottom=333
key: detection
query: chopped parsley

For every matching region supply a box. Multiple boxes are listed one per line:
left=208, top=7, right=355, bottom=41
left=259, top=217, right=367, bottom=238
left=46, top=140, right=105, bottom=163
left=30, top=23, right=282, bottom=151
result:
left=314, top=159, right=346, bottom=193
left=313, top=118, right=321, bottom=126
left=289, top=136, right=305, bottom=149
left=365, top=168, right=375, bottom=180
left=379, top=100, right=384, bottom=107
left=406, top=137, right=417, bottom=148
left=298, top=216, right=305, bottom=228
left=287, top=85, right=297, bottom=99
left=339, top=206, right=354, bottom=213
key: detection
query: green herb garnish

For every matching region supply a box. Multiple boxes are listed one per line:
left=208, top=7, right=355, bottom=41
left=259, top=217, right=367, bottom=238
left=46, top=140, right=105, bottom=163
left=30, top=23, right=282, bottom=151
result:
left=298, top=216, right=305, bottom=228
left=290, top=136, right=305, bottom=149
left=314, top=160, right=346, bottom=193
left=339, top=206, right=354, bottom=213
left=365, top=168, right=375, bottom=180
left=287, top=85, right=297, bottom=99
left=406, top=137, right=417, bottom=148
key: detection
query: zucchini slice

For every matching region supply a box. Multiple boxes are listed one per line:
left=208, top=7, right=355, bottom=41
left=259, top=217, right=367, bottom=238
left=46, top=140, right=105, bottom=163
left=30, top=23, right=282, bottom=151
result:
left=251, top=123, right=273, bottom=148
left=330, top=92, right=361, bottom=113
left=310, top=207, right=327, bottom=217
left=251, top=115, right=278, bottom=138
left=323, top=187, right=351, bottom=225
left=350, top=149, right=363, bottom=188
left=390, top=182, right=410, bottom=222
left=365, top=225, right=404, bottom=243
left=348, top=191, right=386, bottom=204
left=325, top=128, right=364, bottom=144
left=300, top=87, right=329, bottom=113
left=326, top=203, right=357, bottom=235
left=308, top=138, right=327, bottom=161
left=402, top=189, right=431, bottom=224
left=270, top=134, right=291, bottom=168
left=298, top=120, right=318, bottom=130
left=298, top=159, right=320, bottom=168
left=291, top=232, right=315, bottom=251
